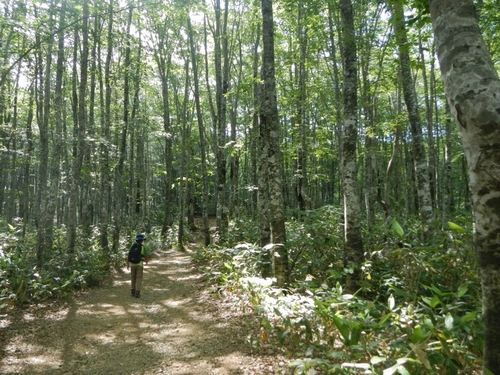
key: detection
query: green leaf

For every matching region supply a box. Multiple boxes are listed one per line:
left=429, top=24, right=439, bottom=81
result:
left=392, top=219, right=405, bottom=239
left=409, top=325, right=426, bottom=343
left=457, top=285, right=468, bottom=298
left=332, top=315, right=351, bottom=343
left=378, top=312, right=394, bottom=327
left=422, top=295, right=441, bottom=308
left=448, top=221, right=466, bottom=233
left=460, top=311, right=476, bottom=323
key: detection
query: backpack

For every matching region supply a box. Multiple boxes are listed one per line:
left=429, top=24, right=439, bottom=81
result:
left=128, top=243, right=143, bottom=264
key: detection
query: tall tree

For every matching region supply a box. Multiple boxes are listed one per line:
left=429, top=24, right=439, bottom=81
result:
left=430, top=0, right=500, bottom=372
left=293, top=2, right=311, bottom=212
left=340, top=0, right=364, bottom=292
left=214, top=0, right=230, bottom=242
left=188, top=15, right=211, bottom=246
left=113, top=3, right=134, bottom=251
left=260, top=0, right=288, bottom=287
left=35, top=1, right=55, bottom=265
left=150, top=12, right=175, bottom=238
left=391, top=1, right=434, bottom=234
left=68, top=0, right=90, bottom=255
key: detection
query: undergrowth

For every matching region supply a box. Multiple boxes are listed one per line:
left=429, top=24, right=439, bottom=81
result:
left=193, top=206, right=482, bottom=374
left=0, top=222, right=162, bottom=310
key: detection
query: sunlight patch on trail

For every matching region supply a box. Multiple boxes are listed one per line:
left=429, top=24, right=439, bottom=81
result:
left=1, top=341, right=62, bottom=374
left=77, top=303, right=127, bottom=317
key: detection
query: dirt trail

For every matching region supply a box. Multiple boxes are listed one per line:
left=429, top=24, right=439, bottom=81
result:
left=0, top=248, right=289, bottom=375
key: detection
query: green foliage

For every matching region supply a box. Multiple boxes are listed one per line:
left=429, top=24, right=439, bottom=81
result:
left=287, top=205, right=345, bottom=284
left=0, top=221, right=153, bottom=310
left=193, top=241, right=266, bottom=287
left=197, top=213, right=482, bottom=374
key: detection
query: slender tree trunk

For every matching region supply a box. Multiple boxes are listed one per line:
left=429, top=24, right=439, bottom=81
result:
left=177, top=57, right=191, bottom=251
left=430, top=1, right=500, bottom=372
left=327, top=3, right=343, bottom=206
left=340, top=0, right=364, bottom=292
left=261, top=0, right=288, bottom=287
left=130, top=38, right=143, bottom=227
left=48, top=0, right=66, bottom=249
left=418, top=31, right=437, bottom=210
left=113, top=4, right=133, bottom=251
left=294, top=2, right=310, bottom=213
left=251, top=24, right=271, bottom=277
left=229, top=21, right=242, bottom=217
left=392, top=2, right=434, bottom=235
left=150, top=20, right=174, bottom=238
left=443, top=117, right=453, bottom=222
left=7, top=56, right=22, bottom=224
left=35, top=4, right=54, bottom=266
left=213, top=0, right=229, bottom=242
left=22, top=85, right=35, bottom=236
left=188, top=16, right=210, bottom=246
left=100, top=0, right=114, bottom=260
left=68, top=0, right=89, bottom=255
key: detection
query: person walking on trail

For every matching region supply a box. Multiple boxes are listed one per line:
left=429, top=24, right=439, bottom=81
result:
left=126, top=233, right=149, bottom=298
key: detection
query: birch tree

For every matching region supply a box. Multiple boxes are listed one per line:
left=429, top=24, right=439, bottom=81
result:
left=430, top=0, right=500, bottom=372
left=261, top=0, right=288, bottom=287
left=391, top=1, right=434, bottom=235
left=340, top=0, right=364, bottom=292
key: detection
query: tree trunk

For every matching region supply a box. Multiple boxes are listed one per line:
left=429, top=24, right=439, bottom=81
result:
left=340, top=0, right=364, bottom=293
left=47, top=0, right=66, bottom=249
left=188, top=16, right=211, bottom=246
left=418, top=31, right=437, bottom=211
left=99, top=0, right=114, bottom=262
left=294, top=2, right=310, bottom=213
left=327, top=3, right=343, bottom=206
left=35, top=4, right=54, bottom=265
left=177, top=57, right=191, bottom=251
left=430, top=1, right=500, bottom=372
left=213, top=0, right=229, bottom=243
left=113, top=4, right=133, bottom=251
left=392, top=2, right=434, bottom=235
left=67, top=0, right=89, bottom=256
left=261, top=0, right=288, bottom=288
left=151, top=19, right=174, bottom=238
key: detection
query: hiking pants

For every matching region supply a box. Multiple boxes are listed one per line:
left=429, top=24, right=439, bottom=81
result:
left=131, top=266, right=144, bottom=291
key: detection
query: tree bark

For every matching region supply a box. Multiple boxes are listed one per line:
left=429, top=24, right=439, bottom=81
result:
left=188, top=16, right=211, bottom=246
left=391, top=2, right=434, bottom=236
left=67, top=0, right=89, bottom=256
left=261, top=0, right=288, bottom=287
left=340, top=0, right=364, bottom=293
left=150, top=18, right=174, bottom=238
left=35, top=3, right=55, bottom=265
left=99, top=0, right=114, bottom=261
left=430, top=1, right=500, bottom=372
left=213, top=0, right=229, bottom=243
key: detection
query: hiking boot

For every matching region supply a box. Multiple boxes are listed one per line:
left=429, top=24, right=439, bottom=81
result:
left=135, top=290, right=140, bottom=298
left=131, top=289, right=135, bottom=297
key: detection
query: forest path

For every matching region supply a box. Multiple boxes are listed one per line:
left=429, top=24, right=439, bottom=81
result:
left=0, top=247, right=288, bottom=375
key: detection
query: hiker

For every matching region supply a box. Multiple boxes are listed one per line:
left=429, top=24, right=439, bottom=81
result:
left=126, top=233, right=149, bottom=298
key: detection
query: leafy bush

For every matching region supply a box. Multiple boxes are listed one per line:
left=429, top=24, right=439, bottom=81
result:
left=194, top=213, right=482, bottom=374
left=0, top=221, right=160, bottom=310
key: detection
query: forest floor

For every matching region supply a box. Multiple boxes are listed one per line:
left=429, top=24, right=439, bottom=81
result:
left=0, top=244, right=291, bottom=375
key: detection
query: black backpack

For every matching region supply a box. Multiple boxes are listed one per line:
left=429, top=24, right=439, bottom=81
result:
left=128, top=243, right=143, bottom=264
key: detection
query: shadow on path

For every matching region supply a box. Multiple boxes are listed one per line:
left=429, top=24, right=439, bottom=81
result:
left=0, top=248, right=276, bottom=375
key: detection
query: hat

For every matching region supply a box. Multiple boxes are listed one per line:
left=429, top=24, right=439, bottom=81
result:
left=135, top=233, right=145, bottom=241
